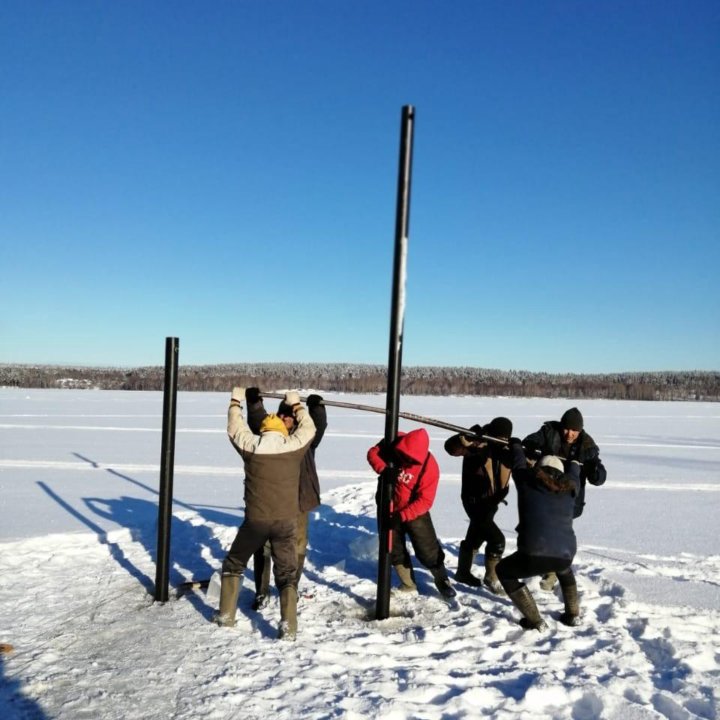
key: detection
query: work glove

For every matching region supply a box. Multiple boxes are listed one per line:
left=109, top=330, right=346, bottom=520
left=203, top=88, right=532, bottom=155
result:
left=231, top=387, right=245, bottom=403
left=284, top=390, right=302, bottom=409
left=306, top=394, right=324, bottom=409
left=380, top=465, right=400, bottom=487
left=583, top=458, right=607, bottom=485
left=245, top=387, right=262, bottom=404
left=459, top=434, right=480, bottom=448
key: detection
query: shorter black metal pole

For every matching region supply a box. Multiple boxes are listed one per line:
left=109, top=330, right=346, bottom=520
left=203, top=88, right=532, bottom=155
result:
left=154, top=337, right=179, bottom=602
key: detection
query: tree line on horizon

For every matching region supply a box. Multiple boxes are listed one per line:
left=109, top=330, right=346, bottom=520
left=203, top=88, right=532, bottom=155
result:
left=1, top=363, right=718, bottom=401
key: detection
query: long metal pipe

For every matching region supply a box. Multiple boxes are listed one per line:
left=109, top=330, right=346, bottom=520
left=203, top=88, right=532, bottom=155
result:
left=259, top=391, right=505, bottom=443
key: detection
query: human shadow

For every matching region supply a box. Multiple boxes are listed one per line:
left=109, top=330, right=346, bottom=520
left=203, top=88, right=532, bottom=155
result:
left=36, top=453, right=247, bottom=622
left=72, top=453, right=242, bottom=528
left=72, top=453, right=242, bottom=573
left=101, top=468, right=240, bottom=574
left=37, top=481, right=155, bottom=594
left=0, top=649, right=50, bottom=719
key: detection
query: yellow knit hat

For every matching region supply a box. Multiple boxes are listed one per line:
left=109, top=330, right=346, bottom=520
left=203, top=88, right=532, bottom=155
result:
left=259, top=413, right=289, bottom=436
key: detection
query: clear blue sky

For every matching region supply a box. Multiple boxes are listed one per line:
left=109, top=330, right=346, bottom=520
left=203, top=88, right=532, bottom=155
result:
left=2, top=1, right=718, bottom=373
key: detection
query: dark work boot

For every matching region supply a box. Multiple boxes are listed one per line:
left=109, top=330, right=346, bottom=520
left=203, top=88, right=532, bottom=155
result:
left=295, top=553, right=306, bottom=590
left=430, top=566, right=457, bottom=599
left=508, top=585, right=547, bottom=632
left=215, top=574, right=240, bottom=627
left=455, top=541, right=482, bottom=587
left=393, top=564, right=418, bottom=593
left=539, top=572, right=558, bottom=592
left=483, top=553, right=505, bottom=595
left=252, top=547, right=271, bottom=611
left=278, top=586, right=298, bottom=641
left=558, top=575, right=581, bottom=626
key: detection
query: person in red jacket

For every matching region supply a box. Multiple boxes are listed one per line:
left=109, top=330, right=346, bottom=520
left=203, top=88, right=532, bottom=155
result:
left=367, top=428, right=456, bottom=599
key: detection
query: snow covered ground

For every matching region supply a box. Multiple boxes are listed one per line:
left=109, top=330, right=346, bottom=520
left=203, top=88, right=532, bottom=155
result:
left=1, top=388, right=718, bottom=719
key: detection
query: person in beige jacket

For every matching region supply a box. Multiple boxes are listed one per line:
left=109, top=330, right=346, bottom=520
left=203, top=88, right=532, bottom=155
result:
left=216, top=388, right=316, bottom=640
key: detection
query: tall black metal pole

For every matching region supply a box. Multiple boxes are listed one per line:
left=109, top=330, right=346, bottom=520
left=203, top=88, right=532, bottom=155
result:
left=376, top=105, right=415, bottom=620
left=154, top=337, right=179, bottom=602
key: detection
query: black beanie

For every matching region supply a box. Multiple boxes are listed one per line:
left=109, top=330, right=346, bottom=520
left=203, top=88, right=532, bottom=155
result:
left=485, top=416, right=513, bottom=440
left=561, top=407, right=583, bottom=431
left=277, top=401, right=294, bottom=417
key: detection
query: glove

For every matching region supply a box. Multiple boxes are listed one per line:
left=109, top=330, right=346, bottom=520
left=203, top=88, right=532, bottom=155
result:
left=583, top=458, right=607, bottom=485
left=231, top=387, right=245, bottom=403
left=245, top=387, right=262, bottom=404
left=459, top=435, right=479, bottom=448
left=307, top=394, right=324, bottom=409
left=380, top=465, right=399, bottom=484
left=284, top=390, right=301, bottom=408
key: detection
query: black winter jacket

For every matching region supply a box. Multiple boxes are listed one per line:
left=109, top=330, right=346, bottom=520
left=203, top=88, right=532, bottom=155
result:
left=509, top=442, right=579, bottom=560
left=522, top=421, right=606, bottom=518
left=444, top=425, right=511, bottom=507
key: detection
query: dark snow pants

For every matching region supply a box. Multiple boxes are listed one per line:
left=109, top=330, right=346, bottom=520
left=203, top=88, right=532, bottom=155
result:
left=495, top=552, right=574, bottom=594
left=253, top=511, right=310, bottom=593
left=390, top=511, right=445, bottom=572
left=462, top=499, right=505, bottom=557
left=222, top=517, right=297, bottom=591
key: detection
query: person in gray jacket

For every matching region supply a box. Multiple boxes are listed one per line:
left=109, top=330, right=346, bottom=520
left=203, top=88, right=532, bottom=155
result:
left=216, top=388, right=316, bottom=641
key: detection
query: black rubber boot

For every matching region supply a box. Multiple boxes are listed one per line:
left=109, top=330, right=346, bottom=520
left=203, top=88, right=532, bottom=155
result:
left=295, top=553, right=306, bottom=589
left=508, top=585, right=547, bottom=631
left=393, top=564, right=418, bottom=593
left=455, top=541, right=482, bottom=587
left=430, top=566, right=457, bottom=599
left=215, top=574, right=240, bottom=627
left=539, top=572, right=558, bottom=592
left=252, top=546, right=272, bottom=611
left=483, top=553, right=505, bottom=595
left=558, top=573, right=581, bottom=626
left=278, top=586, right=298, bottom=641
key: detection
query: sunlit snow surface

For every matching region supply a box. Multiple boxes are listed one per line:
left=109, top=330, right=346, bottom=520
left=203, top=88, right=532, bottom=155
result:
left=1, top=389, right=719, bottom=719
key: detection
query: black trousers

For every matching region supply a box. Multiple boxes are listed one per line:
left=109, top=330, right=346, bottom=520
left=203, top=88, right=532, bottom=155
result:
left=462, top=499, right=505, bottom=556
left=222, top=517, right=297, bottom=591
left=495, top=551, right=574, bottom=594
left=390, top=512, right=445, bottom=571
left=253, top=510, right=310, bottom=593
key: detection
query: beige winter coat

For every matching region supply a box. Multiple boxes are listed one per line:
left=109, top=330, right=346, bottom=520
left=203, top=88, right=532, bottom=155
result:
left=227, top=404, right=316, bottom=521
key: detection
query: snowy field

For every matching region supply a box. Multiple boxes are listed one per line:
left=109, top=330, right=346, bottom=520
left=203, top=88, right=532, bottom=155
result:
left=1, top=388, right=719, bottom=720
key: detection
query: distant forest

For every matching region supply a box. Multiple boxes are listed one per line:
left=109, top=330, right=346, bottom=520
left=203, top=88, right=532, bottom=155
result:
left=1, top=363, right=718, bottom=401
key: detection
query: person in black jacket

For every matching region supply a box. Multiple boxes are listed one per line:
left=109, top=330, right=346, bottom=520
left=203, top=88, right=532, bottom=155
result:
left=522, top=407, right=606, bottom=590
left=496, top=441, right=581, bottom=631
left=444, top=417, right=513, bottom=594
left=244, top=388, right=328, bottom=609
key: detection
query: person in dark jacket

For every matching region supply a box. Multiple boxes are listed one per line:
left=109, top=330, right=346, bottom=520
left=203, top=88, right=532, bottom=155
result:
left=496, top=441, right=582, bottom=631
left=216, top=388, right=315, bottom=640
left=244, top=388, right=328, bottom=610
left=367, top=428, right=456, bottom=599
left=444, top=417, right=513, bottom=594
left=522, top=406, right=606, bottom=590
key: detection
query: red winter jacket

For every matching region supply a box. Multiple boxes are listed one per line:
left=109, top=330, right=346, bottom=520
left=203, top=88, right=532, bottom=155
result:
left=367, top=428, right=440, bottom=523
